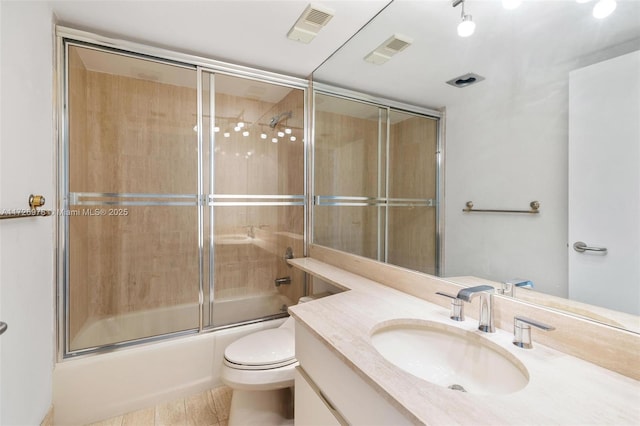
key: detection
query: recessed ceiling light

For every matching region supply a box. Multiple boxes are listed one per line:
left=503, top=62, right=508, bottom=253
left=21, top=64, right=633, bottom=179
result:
left=446, top=73, right=485, bottom=88
left=287, top=3, right=335, bottom=44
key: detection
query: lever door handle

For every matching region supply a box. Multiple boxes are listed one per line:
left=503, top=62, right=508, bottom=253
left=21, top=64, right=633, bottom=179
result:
left=573, top=241, right=607, bottom=254
left=0, top=322, right=7, bottom=336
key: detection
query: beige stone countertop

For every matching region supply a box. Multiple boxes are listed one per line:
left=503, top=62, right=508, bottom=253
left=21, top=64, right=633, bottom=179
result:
left=288, top=257, right=640, bottom=425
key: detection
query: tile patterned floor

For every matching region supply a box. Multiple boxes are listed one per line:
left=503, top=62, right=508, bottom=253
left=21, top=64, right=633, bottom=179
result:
left=87, top=386, right=232, bottom=426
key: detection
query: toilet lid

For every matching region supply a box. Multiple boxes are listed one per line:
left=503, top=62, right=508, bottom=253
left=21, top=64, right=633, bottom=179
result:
left=224, top=328, right=295, bottom=367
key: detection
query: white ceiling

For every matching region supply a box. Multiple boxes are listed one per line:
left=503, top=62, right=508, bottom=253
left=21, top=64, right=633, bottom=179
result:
left=52, top=0, right=640, bottom=111
left=51, top=0, right=391, bottom=78
left=313, top=0, right=640, bottom=109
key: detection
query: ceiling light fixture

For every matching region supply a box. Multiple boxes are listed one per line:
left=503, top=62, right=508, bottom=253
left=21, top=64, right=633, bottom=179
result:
left=453, top=0, right=476, bottom=38
left=592, top=0, right=617, bottom=18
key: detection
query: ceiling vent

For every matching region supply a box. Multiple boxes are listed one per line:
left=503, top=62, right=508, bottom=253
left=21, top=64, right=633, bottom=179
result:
left=364, top=34, right=413, bottom=65
left=446, top=72, right=486, bottom=88
left=287, top=4, right=335, bottom=44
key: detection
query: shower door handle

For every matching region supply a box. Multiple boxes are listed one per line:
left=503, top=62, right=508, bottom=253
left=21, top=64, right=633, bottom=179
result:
left=0, top=321, right=7, bottom=336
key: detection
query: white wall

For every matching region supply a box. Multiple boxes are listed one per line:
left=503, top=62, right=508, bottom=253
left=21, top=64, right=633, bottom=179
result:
left=0, top=1, right=55, bottom=424
left=443, top=41, right=640, bottom=298
left=443, top=57, right=570, bottom=297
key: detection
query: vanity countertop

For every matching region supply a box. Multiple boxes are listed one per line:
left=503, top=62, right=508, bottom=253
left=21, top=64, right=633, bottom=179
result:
left=288, top=257, right=640, bottom=425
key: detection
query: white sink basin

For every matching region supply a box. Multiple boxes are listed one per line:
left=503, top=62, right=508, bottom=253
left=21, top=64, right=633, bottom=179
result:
left=370, top=320, right=529, bottom=395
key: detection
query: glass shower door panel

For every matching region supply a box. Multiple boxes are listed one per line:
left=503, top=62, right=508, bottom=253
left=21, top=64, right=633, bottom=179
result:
left=388, top=111, right=438, bottom=200
left=68, top=46, right=198, bottom=195
left=66, top=46, right=199, bottom=352
left=204, top=72, right=305, bottom=328
left=314, top=94, right=383, bottom=198
left=68, top=206, right=200, bottom=351
left=314, top=94, right=385, bottom=258
left=387, top=206, right=437, bottom=274
left=211, top=205, right=304, bottom=328
left=314, top=205, right=382, bottom=260
left=387, top=111, right=439, bottom=274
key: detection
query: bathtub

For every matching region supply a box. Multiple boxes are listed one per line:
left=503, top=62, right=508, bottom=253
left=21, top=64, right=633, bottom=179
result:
left=56, top=293, right=292, bottom=425
left=70, top=292, right=292, bottom=350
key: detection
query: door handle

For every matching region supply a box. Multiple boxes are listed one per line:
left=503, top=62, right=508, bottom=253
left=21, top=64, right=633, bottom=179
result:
left=0, top=321, right=7, bottom=336
left=573, top=241, right=608, bottom=254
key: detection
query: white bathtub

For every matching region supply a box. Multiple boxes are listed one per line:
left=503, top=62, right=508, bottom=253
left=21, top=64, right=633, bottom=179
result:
left=56, top=293, right=292, bottom=425
left=71, top=292, right=292, bottom=350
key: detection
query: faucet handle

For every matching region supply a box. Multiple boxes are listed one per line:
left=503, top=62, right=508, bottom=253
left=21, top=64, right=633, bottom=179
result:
left=513, top=316, right=555, bottom=349
left=435, top=292, right=465, bottom=321
left=500, top=279, right=534, bottom=296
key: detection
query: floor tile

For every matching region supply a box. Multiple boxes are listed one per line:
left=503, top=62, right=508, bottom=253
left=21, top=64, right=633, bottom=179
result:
left=210, top=386, right=232, bottom=421
left=122, top=407, right=155, bottom=426
left=185, top=391, right=218, bottom=426
left=155, top=399, right=186, bottom=426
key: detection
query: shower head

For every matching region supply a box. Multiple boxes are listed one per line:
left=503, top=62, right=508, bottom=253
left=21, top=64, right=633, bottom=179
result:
left=269, top=111, right=292, bottom=128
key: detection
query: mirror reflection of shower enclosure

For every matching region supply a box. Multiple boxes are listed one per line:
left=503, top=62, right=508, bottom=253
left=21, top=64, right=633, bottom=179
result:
left=64, top=43, right=305, bottom=355
left=313, top=92, right=440, bottom=274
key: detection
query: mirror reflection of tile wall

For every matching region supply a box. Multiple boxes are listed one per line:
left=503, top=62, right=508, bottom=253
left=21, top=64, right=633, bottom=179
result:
left=388, top=114, right=438, bottom=275
left=314, top=98, right=382, bottom=259
left=313, top=93, right=438, bottom=274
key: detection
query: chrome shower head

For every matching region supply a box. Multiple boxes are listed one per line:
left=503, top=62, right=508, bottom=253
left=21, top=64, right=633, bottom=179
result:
left=269, top=111, right=292, bottom=128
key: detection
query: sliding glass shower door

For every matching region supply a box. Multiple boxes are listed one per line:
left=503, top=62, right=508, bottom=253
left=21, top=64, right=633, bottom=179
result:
left=64, top=43, right=305, bottom=356
left=313, top=92, right=439, bottom=274
left=66, top=45, right=201, bottom=352
left=201, top=72, right=305, bottom=328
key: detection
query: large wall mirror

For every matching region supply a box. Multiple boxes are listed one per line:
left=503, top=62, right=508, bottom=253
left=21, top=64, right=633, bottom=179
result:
left=311, top=0, right=639, bottom=333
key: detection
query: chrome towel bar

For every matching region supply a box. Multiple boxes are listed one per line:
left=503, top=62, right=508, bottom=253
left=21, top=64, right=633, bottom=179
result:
left=463, top=200, right=540, bottom=214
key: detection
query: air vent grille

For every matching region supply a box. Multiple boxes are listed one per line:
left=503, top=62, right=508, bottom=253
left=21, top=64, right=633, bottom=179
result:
left=386, top=38, right=410, bottom=52
left=287, top=3, right=335, bottom=44
left=364, top=34, right=413, bottom=65
left=305, top=8, right=332, bottom=26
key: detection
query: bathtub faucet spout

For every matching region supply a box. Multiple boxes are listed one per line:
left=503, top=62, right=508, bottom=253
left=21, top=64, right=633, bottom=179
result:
left=275, top=276, right=292, bottom=287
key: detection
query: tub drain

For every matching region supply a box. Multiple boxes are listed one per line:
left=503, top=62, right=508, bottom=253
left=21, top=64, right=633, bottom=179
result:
left=448, top=384, right=467, bottom=392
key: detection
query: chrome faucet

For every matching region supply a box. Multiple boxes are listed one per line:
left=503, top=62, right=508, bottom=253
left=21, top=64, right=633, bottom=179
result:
left=456, top=285, right=495, bottom=333
left=435, top=292, right=465, bottom=321
left=513, top=316, right=554, bottom=349
left=499, top=278, right=534, bottom=297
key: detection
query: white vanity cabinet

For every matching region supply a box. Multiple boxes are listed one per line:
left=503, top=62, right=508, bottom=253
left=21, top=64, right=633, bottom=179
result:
left=294, top=321, right=410, bottom=426
left=294, top=368, right=344, bottom=426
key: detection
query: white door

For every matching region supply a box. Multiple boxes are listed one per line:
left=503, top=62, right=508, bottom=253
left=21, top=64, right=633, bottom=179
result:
left=568, top=50, right=640, bottom=315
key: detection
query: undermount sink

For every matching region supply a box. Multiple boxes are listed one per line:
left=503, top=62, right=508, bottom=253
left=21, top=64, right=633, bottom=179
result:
left=370, top=320, right=529, bottom=395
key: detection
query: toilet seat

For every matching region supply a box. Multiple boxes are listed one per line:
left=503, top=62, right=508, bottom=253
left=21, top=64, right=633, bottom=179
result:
left=224, top=327, right=295, bottom=370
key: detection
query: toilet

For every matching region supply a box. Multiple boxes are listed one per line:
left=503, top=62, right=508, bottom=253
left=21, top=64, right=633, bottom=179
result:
left=221, top=300, right=309, bottom=425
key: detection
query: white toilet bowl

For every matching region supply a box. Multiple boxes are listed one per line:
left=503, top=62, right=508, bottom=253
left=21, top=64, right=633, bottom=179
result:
left=221, top=316, right=297, bottom=426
